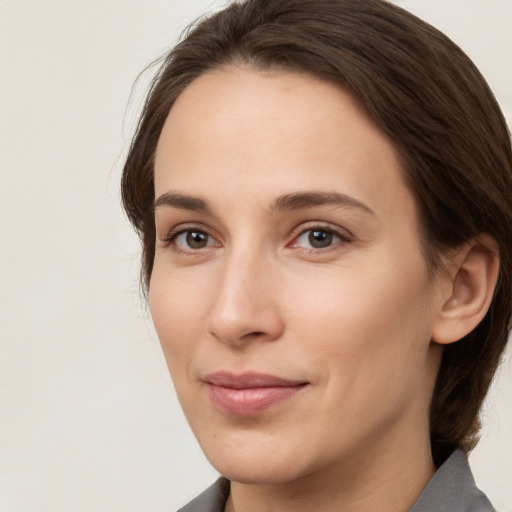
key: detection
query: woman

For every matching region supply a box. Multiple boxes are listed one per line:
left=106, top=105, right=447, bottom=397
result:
left=121, top=0, right=512, bottom=510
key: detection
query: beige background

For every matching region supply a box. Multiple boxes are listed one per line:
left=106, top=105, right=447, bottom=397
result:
left=1, top=1, right=511, bottom=510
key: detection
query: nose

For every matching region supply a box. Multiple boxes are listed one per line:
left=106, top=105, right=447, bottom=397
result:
left=206, top=251, right=285, bottom=347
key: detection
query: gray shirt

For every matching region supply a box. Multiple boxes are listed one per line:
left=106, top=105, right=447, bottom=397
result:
left=178, top=450, right=495, bottom=512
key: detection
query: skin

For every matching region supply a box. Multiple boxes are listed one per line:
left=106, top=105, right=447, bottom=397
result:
left=151, top=66, right=458, bottom=512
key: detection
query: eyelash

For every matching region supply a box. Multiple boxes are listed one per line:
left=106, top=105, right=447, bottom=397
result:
left=164, top=225, right=218, bottom=255
left=163, top=223, right=353, bottom=254
left=290, top=223, right=353, bottom=251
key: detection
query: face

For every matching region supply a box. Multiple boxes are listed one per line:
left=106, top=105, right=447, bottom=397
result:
left=151, top=66, right=446, bottom=485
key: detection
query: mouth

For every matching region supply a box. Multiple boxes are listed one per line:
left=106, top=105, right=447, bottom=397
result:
left=203, top=371, right=309, bottom=416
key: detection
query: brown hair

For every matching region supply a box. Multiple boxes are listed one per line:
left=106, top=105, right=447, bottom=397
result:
left=121, top=0, right=512, bottom=464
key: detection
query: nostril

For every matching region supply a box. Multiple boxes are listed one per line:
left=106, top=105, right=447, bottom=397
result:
left=238, top=331, right=266, bottom=341
left=237, top=331, right=269, bottom=343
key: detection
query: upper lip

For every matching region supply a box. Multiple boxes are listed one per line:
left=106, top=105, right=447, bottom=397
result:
left=203, top=371, right=308, bottom=389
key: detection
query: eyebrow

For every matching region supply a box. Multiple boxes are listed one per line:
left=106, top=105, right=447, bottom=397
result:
left=271, top=191, right=375, bottom=215
left=154, top=192, right=212, bottom=212
left=154, top=190, right=374, bottom=216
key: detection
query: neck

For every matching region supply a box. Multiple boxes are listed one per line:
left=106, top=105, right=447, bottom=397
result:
left=225, top=429, right=436, bottom=512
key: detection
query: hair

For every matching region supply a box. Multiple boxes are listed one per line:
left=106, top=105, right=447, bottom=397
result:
left=121, top=0, right=512, bottom=465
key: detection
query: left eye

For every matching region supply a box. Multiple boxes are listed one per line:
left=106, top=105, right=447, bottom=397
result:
left=294, top=229, right=343, bottom=249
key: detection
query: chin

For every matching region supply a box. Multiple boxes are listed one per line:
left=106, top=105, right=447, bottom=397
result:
left=196, top=429, right=323, bottom=485
left=212, top=457, right=305, bottom=485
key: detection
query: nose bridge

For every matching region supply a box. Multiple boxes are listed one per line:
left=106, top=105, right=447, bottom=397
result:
left=207, top=243, right=283, bottom=345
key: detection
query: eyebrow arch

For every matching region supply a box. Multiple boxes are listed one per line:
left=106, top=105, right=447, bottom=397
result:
left=154, top=192, right=212, bottom=212
left=271, top=191, right=375, bottom=215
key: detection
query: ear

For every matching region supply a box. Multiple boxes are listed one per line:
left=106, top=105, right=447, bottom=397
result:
left=432, top=234, right=500, bottom=345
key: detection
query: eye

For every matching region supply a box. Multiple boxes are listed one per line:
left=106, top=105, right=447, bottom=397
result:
left=171, top=229, right=217, bottom=251
left=294, top=228, right=345, bottom=249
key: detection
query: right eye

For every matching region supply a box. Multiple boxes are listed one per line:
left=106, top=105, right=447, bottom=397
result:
left=168, top=229, right=218, bottom=252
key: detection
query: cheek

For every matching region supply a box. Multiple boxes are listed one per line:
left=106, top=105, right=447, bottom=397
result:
left=149, top=265, right=213, bottom=374
left=284, top=255, right=435, bottom=395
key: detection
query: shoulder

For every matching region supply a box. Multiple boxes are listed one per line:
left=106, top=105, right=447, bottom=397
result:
left=177, top=477, right=230, bottom=512
left=410, top=450, right=496, bottom=512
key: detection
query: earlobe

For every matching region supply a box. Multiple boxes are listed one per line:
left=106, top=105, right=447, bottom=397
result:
left=432, top=234, right=500, bottom=345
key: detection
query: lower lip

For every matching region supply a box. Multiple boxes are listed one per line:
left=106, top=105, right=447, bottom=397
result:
left=206, top=384, right=307, bottom=416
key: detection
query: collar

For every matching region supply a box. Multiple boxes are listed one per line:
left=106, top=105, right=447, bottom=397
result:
left=409, top=449, right=495, bottom=512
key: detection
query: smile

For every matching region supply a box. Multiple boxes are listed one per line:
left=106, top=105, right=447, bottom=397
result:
left=203, top=372, right=309, bottom=416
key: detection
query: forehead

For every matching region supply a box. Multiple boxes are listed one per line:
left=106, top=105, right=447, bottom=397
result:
left=154, top=65, right=414, bottom=220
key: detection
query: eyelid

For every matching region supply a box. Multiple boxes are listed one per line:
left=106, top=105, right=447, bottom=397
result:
left=291, top=221, right=353, bottom=239
left=162, top=222, right=212, bottom=240
left=163, top=223, right=222, bottom=252
left=288, top=221, right=354, bottom=249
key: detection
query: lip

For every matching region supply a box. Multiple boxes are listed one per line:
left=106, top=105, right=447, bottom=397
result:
left=203, top=371, right=309, bottom=416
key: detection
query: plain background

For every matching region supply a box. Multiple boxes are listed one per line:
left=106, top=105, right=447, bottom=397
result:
left=1, top=1, right=511, bottom=511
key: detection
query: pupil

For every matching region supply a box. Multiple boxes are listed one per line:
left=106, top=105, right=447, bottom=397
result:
left=186, top=231, right=208, bottom=248
left=309, top=230, right=332, bottom=248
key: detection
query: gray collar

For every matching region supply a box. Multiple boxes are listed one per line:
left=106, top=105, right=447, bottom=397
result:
left=178, top=450, right=495, bottom=512
left=410, top=450, right=495, bottom=512
left=178, top=477, right=229, bottom=512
